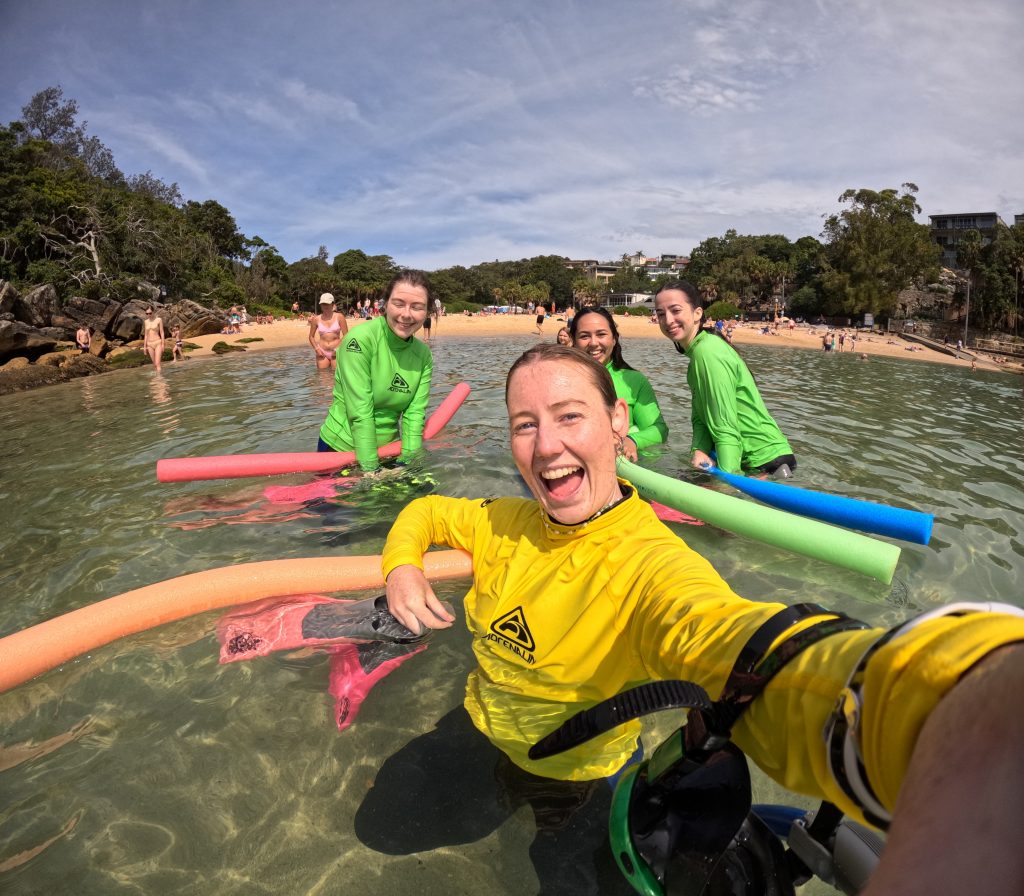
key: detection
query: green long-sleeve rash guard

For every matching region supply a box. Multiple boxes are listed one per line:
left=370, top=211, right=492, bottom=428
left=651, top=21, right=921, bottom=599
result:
left=318, top=316, right=433, bottom=471
left=684, top=330, right=791, bottom=474
left=606, top=363, right=669, bottom=451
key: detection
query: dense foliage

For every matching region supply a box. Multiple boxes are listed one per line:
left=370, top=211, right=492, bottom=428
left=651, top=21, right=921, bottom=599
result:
left=4, top=87, right=1022, bottom=329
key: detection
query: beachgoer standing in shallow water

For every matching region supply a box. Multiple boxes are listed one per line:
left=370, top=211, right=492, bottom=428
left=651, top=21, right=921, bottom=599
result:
left=172, top=325, right=184, bottom=362
left=308, top=293, right=348, bottom=370
left=569, top=306, right=667, bottom=462
left=317, top=270, right=433, bottom=477
left=655, top=279, right=794, bottom=477
left=142, top=307, right=165, bottom=372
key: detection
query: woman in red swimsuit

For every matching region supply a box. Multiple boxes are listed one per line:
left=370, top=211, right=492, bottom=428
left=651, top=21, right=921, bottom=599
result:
left=308, top=293, right=349, bottom=370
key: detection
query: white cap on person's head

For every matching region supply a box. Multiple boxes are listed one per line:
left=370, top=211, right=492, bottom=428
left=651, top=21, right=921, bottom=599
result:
left=319, top=293, right=335, bottom=305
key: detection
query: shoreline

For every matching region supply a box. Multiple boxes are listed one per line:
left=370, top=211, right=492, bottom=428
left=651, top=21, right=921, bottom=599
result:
left=180, top=314, right=1023, bottom=374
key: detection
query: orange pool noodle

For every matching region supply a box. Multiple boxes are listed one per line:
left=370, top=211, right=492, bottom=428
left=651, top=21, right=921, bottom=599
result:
left=0, top=550, right=472, bottom=694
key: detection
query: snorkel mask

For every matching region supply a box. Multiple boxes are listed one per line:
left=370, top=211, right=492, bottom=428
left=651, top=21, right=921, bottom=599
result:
left=530, top=605, right=881, bottom=896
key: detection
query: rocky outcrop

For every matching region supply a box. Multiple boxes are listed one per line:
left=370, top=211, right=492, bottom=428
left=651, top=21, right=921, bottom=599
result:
left=109, top=300, right=154, bottom=342
left=0, top=350, right=107, bottom=396
left=165, top=300, right=226, bottom=338
left=0, top=319, right=62, bottom=357
left=52, top=295, right=122, bottom=335
left=0, top=278, right=243, bottom=394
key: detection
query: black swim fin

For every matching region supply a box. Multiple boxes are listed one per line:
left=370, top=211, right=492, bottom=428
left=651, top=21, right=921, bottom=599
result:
left=300, top=594, right=433, bottom=644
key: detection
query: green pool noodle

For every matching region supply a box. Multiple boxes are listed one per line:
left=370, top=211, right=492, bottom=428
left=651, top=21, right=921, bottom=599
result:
left=618, top=459, right=900, bottom=584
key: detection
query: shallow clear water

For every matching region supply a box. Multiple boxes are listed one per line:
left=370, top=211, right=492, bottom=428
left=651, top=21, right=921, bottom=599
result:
left=1, top=337, right=1023, bottom=894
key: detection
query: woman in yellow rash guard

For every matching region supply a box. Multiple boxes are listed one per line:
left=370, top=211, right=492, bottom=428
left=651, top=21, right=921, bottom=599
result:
left=569, top=306, right=668, bottom=462
left=317, top=270, right=433, bottom=474
left=375, top=343, right=1024, bottom=895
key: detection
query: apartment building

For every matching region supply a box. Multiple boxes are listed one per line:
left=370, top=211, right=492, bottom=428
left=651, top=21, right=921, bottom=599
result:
left=929, top=212, right=1006, bottom=267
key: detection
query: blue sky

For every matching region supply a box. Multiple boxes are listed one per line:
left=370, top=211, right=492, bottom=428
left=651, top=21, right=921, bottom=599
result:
left=2, top=0, right=1022, bottom=269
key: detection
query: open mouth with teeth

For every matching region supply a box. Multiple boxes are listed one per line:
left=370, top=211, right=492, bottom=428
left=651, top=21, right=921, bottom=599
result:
left=540, top=465, right=584, bottom=500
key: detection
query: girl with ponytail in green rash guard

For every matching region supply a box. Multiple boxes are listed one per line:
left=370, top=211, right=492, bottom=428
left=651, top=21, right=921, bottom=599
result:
left=318, top=271, right=434, bottom=476
left=654, top=279, right=795, bottom=477
left=569, top=306, right=668, bottom=462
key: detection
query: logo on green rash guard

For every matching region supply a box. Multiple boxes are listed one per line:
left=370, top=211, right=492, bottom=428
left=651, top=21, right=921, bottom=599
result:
left=486, top=606, right=536, bottom=664
left=346, top=340, right=362, bottom=353
left=389, top=373, right=410, bottom=393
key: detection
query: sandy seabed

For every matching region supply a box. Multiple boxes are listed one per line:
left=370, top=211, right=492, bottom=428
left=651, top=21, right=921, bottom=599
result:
left=179, top=312, right=1021, bottom=374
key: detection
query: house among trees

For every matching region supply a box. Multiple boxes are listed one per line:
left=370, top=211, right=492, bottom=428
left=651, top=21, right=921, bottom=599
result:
left=929, top=212, right=1009, bottom=267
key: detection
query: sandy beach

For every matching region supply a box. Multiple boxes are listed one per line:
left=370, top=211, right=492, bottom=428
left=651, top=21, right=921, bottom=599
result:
left=181, top=312, right=1022, bottom=374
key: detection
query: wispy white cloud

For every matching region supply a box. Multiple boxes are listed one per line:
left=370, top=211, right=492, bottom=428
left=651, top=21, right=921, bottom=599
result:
left=1, top=0, right=1021, bottom=268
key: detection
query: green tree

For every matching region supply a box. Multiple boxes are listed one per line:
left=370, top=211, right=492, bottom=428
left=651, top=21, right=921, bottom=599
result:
left=184, top=199, right=246, bottom=260
left=526, top=255, right=574, bottom=307
left=820, top=183, right=941, bottom=316
left=332, top=249, right=396, bottom=304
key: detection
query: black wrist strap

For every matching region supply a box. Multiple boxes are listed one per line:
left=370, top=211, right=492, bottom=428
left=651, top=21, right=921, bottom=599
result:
left=529, top=605, right=869, bottom=760
left=528, top=680, right=713, bottom=760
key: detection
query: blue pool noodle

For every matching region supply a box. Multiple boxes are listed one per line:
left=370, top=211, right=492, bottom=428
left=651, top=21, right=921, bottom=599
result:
left=707, top=466, right=933, bottom=545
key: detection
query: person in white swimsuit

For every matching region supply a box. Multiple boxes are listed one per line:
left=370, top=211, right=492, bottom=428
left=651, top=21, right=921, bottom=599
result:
left=142, top=307, right=165, bottom=372
left=308, top=293, right=349, bottom=370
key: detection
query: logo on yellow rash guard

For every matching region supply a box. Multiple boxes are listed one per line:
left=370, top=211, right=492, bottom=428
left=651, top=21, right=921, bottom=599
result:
left=486, top=606, right=536, bottom=664
left=346, top=340, right=362, bottom=353
left=390, top=373, right=410, bottom=393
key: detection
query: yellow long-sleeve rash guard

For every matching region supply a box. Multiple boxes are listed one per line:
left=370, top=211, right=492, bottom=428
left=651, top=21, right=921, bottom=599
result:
left=381, top=486, right=1024, bottom=822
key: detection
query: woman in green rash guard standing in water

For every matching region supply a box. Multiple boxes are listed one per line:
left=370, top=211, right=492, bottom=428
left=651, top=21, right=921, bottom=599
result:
left=654, top=279, right=795, bottom=477
left=569, top=306, right=668, bottom=462
left=317, top=270, right=433, bottom=477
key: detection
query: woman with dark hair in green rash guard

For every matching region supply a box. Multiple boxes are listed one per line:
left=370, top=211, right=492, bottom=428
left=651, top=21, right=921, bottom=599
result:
left=568, top=306, right=668, bottom=462
left=654, top=279, right=795, bottom=477
left=317, top=270, right=433, bottom=478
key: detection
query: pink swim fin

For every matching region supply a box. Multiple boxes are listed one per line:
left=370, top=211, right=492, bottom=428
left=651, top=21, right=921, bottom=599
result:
left=216, top=593, right=435, bottom=732
left=650, top=500, right=704, bottom=526
left=328, top=641, right=427, bottom=731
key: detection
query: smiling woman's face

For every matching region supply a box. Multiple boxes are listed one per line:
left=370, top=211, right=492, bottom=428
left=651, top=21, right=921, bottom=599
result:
left=571, top=312, right=617, bottom=366
left=506, top=358, right=628, bottom=525
left=385, top=283, right=429, bottom=339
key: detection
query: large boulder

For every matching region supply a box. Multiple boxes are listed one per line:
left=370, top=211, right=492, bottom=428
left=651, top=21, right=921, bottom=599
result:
left=110, top=300, right=161, bottom=341
left=89, top=331, right=110, bottom=356
left=51, top=295, right=123, bottom=338
left=36, top=350, right=75, bottom=367
left=135, top=281, right=162, bottom=303
left=0, top=319, right=61, bottom=361
left=64, top=352, right=108, bottom=378
left=0, top=362, right=69, bottom=395
left=0, top=281, right=17, bottom=315
left=164, top=299, right=226, bottom=338
left=11, top=284, right=60, bottom=328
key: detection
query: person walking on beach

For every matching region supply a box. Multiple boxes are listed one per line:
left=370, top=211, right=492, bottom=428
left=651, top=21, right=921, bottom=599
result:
left=432, top=298, right=442, bottom=334
left=655, top=279, right=794, bottom=477
left=534, top=306, right=546, bottom=336
left=142, top=306, right=165, bottom=373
